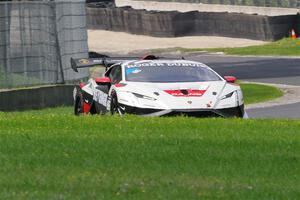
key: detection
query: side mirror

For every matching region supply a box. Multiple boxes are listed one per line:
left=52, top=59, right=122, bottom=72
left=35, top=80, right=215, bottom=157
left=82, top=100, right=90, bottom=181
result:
left=95, top=77, right=111, bottom=85
left=224, top=76, right=237, bottom=83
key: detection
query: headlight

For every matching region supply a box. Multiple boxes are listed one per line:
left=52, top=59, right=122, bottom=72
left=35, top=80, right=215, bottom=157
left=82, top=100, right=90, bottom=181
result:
left=220, top=91, right=234, bottom=100
left=132, top=93, right=156, bottom=101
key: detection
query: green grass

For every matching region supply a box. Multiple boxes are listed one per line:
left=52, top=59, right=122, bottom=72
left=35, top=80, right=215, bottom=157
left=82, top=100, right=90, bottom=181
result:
left=0, top=111, right=299, bottom=200
left=240, top=83, right=283, bottom=104
left=157, top=38, right=300, bottom=56
left=0, top=82, right=285, bottom=199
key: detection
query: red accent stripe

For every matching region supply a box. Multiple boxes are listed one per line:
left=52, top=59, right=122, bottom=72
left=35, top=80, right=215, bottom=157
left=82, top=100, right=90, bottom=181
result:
left=115, top=83, right=127, bottom=87
left=164, top=89, right=207, bottom=97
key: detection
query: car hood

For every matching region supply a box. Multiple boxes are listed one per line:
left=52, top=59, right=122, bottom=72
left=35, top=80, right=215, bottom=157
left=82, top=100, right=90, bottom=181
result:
left=118, top=81, right=233, bottom=109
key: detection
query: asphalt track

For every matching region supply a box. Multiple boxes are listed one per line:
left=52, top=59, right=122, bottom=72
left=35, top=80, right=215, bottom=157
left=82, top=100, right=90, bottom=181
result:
left=186, top=55, right=300, bottom=119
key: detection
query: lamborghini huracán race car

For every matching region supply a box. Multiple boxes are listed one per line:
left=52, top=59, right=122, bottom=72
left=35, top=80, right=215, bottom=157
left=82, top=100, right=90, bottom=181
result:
left=71, top=54, right=246, bottom=118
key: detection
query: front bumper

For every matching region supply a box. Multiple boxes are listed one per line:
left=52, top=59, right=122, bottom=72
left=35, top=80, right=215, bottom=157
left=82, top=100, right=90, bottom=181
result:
left=121, top=104, right=245, bottom=118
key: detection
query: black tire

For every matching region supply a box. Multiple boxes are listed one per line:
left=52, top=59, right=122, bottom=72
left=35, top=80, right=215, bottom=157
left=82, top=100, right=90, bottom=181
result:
left=74, top=96, right=84, bottom=116
left=110, top=91, right=125, bottom=116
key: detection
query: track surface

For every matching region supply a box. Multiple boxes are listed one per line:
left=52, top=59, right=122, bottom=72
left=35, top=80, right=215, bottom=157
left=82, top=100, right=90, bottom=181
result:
left=186, top=55, right=300, bottom=118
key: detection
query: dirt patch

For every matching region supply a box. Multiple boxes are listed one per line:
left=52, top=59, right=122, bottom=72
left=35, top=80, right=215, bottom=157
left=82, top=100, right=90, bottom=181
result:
left=88, top=30, right=267, bottom=54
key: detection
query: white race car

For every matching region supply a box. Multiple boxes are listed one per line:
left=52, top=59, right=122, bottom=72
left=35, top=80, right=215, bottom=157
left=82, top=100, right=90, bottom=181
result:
left=71, top=55, right=246, bottom=118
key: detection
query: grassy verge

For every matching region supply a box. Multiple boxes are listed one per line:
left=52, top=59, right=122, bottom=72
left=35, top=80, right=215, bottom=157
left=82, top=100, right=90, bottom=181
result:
left=156, top=38, right=300, bottom=56
left=0, top=112, right=299, bottom=200
left=0, top=83, right=286, bottom=199
left=240, top=83, right=283, bottom=104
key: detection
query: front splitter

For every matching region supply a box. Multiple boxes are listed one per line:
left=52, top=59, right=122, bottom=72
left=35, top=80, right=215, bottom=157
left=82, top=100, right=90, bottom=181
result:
left=121, top=104, right=245, bottom=118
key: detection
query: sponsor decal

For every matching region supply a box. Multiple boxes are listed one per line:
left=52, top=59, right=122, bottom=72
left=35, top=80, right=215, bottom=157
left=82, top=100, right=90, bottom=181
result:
left=79, top=59, right=90, bottom=65
left=164, top=89, right=207, bottom=97
left=126, top=62, right=204, bottom=68
left=126, top=68, right=142, bottom=75
left=206, top=101, right=213, bottom=108
left=93, top=89, right=108, bottom=106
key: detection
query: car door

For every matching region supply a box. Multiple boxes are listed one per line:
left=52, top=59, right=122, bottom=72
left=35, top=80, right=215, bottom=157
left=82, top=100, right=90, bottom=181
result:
left=94, top=65, right=122, bottom=113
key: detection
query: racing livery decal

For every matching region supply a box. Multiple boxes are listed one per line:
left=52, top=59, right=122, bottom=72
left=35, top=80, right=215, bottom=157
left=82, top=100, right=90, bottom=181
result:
left=93, top=89, right=108, bottom=106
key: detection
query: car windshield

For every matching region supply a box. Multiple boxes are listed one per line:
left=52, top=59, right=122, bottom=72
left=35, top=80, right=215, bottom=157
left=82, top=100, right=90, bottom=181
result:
left=125, top=62, right=221, bottom=82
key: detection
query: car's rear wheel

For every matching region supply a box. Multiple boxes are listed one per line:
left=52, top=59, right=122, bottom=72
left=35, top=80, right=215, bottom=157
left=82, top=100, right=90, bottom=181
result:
left=110, top=91, right=125, bottom=116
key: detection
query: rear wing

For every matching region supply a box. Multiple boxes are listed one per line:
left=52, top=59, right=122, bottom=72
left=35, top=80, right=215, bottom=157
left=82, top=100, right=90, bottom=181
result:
left=71, top=53, right=184, bottom=72
left=70, top=57, right=140, bottom=72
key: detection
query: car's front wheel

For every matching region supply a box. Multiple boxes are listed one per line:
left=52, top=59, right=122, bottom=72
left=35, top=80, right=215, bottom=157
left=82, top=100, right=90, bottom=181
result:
left=110, top=91, right=125, bottom=116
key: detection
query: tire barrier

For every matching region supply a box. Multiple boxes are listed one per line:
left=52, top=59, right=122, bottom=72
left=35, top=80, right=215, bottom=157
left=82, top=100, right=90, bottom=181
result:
left=87, top=6, right=300, bottom=41
left=0, top=85, right=74, bottom=112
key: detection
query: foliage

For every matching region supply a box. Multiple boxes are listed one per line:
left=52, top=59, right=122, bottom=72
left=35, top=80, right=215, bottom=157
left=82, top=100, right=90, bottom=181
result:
left=173, top=38, right=300, bottom=56
left=0, top=65, right=42, bottom=89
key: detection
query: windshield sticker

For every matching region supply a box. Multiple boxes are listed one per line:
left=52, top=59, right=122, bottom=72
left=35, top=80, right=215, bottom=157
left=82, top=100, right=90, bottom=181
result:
left=126, top=62, right=204, bottom=68
left=126, top=68, right=142, bottom=75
